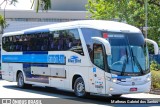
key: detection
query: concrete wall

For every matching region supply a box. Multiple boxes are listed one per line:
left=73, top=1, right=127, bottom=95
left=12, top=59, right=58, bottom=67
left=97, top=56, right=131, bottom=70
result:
left=34, top=0, right=88, bottom=11
left=0, top=10, right=88, bottom=19
left=51, top=0, right=87, bottom=11
left=4, top=21, right=57, bottom=33
left=0, top=10, right=89, bottom=34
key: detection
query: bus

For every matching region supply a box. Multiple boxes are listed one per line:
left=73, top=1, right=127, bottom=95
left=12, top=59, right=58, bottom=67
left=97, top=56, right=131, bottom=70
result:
left=1, top=20, right=159, bottom=97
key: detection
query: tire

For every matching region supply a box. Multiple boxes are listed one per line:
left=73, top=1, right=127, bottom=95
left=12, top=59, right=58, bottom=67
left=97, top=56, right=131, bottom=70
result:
left=112, top=94, right=122, bottom=98
left=74, top=77, right=86, bottom=97
left=17, top=72, right=31, bottom=88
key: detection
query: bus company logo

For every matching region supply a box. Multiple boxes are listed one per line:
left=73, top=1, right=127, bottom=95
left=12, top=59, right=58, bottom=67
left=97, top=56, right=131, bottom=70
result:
left=68, top=55, right=81, bottom=63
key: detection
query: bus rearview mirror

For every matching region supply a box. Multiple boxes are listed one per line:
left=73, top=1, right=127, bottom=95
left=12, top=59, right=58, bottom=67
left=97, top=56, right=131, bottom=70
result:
left=145, top=38, right=159, bottom=55
left=91, top=37, right=111, bottom=55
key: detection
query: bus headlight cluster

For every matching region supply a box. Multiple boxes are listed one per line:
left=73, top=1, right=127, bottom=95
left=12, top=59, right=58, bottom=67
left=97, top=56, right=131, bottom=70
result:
left=112, top=78, right=117, bottom=83
left=145, top=75, right=151, bottom=82
left=109, top=87, right=114, bottom=91
left=146, top=77, right=151, bottom=81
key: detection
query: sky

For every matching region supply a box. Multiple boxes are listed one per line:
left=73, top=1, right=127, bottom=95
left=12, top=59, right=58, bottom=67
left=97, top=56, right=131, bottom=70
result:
left=0, top=0, right=33, bottom=10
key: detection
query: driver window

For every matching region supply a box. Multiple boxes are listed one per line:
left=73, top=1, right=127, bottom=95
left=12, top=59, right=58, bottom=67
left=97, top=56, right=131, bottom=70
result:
left=93, top=44, right=105, bottom=70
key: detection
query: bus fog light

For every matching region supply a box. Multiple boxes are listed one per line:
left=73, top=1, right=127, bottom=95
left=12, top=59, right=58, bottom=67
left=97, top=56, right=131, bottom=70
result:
left=109, top=88, right=114, bottom=91
left=146, top=77, right=151, bottom=81
left=112, top=78, right=117, bottom=83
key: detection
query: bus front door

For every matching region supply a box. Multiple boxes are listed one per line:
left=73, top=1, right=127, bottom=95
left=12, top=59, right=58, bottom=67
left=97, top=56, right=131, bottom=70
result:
left=89, top=43, right=106, bottom=94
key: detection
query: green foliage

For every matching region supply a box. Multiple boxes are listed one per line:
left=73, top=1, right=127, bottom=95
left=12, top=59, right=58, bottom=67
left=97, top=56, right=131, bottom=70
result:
left=0, top=0, right=16, bottom=31
left=150, top=61, right=160, bottom=71
left=150, top=61, right=160, bottom=89
left=86, top=0, right=160, bottom=52
left=0, top=15, right=6, bottom=32
left=151, top=70, right=160, bottom=89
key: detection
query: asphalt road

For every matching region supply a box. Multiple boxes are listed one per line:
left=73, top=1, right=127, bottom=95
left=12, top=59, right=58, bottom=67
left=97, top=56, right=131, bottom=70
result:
left=0, top=79, right=160, bottom=106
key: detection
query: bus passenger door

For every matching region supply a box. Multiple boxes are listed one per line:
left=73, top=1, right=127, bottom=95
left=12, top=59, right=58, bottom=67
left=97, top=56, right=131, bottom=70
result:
left=89, top=43, right=106, bottom=94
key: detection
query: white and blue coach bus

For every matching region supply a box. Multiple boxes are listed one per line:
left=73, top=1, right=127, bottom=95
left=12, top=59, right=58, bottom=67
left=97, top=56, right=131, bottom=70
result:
left=1, top=20, right=159, bottom=97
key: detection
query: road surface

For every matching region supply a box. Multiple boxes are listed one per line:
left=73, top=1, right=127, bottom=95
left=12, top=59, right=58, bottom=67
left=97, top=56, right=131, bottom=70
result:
left=0, top=79, right=160, bottom=106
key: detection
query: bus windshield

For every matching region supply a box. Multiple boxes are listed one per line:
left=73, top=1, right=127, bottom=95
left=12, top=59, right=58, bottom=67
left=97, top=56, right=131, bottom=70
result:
left=106, top=32, right=149, bottom=75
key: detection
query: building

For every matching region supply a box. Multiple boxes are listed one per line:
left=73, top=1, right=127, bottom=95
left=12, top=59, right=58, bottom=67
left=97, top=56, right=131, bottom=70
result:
left=0, top=0, right=89, bottom=43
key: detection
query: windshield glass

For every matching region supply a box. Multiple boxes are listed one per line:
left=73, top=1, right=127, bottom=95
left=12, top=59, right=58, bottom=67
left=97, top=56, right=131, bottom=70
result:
left=107, top=32, right=149, bottom=75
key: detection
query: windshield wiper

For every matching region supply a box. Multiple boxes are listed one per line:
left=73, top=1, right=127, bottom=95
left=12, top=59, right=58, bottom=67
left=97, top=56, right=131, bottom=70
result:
left=130, top=48, right=144, bottom=74
left=133, top=56, right=144, bottom=74
left=121, top=59, right=127, bottom=76
left=121, top=48, right=128, bottom=76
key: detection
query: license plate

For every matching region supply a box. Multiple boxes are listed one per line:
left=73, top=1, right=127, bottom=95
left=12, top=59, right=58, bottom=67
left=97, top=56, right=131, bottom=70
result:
left=130, top=88, right=137, bottom=92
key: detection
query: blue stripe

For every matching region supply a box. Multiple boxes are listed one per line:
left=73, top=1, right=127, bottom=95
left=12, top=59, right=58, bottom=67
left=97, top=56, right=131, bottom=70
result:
left=2, top=54, right=65, bottom=64
left=24, top=29, right=49, bottom=34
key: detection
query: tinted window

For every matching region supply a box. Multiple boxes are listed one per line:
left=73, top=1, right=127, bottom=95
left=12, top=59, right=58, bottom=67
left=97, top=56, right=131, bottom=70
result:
left=2, top=29, right=84, bottom=55
left=2, top=33, right=50, bottom=52
left=93, top=44, right=105, bottom=70
left=108, top=32, right=144, bottom=46
left=81, top=28, right=102, bottom=61
left=49, top=29, right=83, bottom=55
left=126, top=33, right=144, bottom=46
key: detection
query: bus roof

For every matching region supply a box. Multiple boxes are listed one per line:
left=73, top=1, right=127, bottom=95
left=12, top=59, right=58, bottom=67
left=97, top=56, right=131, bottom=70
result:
left=3, top=20, right=141, bottom=37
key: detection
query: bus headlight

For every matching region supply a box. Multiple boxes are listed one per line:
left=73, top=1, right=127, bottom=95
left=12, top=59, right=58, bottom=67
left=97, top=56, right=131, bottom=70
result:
left=109, top=87, right=114, bottom=91
left=112, top=78, right=117, bottom=83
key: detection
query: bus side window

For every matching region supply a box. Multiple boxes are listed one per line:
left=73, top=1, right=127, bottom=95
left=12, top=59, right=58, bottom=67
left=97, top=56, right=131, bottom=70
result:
left=93, top=43, right=105, bottom=70
left=50, top=29, right=84, bottom=55
left=58, top=32, right=64, bottom=50
left=81, top=28, right=102, bottom=61
left=2, top=37, right=8, bottom=51
left=4, top=36, right=14, bottom=52
left=67, top=29, right=84, bottom=55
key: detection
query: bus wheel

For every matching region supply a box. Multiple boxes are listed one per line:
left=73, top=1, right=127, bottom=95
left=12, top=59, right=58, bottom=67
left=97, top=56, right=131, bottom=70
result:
left=74, top=77, right=86, bottom=97
left=112, top=94, right=122, bottom=98
left=17, top=72, right=25, bottom=88
left=17, top=72, right=29, bottom=88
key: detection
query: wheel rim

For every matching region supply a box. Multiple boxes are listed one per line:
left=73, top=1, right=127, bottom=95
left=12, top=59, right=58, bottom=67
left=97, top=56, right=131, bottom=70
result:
left=76, top=82, right=85, bottom=94
left=18, top=73, right=24, bottom=87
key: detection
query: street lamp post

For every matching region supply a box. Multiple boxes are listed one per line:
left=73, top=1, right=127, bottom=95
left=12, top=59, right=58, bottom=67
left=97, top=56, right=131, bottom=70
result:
left=0, top=25, right=2, bottom=46
left=145, top=0, right=148, bottom=38
left=0, top=24, right=3, bottom=34
left=0, top=25, right=2, bottom=34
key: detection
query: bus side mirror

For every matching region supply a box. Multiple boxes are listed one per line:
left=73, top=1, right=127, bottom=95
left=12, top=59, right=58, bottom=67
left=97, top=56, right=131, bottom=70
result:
left=145, top=38, right=159, bottom=55
left=91, top=37, right=111, bottom=55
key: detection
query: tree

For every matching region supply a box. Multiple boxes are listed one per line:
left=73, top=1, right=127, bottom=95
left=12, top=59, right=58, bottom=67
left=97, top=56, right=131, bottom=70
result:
left=0, top=15, right=5, bottom=33
left=0, top=0, right=17, bottom=33
left=0, top=0, right=51, bottom=13
left=31, top=0, right=51, bottom=13
left=86, top=0, right=160, bottom=51
left=0, top=0, right=51, bottom=32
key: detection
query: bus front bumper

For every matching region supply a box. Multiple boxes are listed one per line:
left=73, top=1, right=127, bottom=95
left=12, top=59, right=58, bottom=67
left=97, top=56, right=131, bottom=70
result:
left=106, top=81, right=151, bottom=95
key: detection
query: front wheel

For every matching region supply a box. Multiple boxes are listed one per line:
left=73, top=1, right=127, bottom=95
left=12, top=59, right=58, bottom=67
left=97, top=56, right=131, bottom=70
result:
left=74, top=77, right=86, bottom=97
